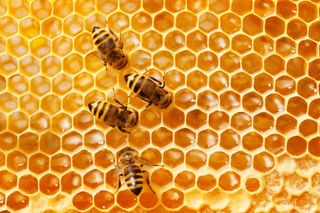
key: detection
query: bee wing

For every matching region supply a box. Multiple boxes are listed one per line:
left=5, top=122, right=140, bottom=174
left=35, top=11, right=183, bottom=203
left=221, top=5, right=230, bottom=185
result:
left=92, top=50, right=104, bottom=61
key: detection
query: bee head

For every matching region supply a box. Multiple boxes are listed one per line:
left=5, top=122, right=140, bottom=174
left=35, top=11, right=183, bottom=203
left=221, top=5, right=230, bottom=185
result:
left=158, top=92, right=173, bottom=109
left=92, top=26, right=100, bottom=33
left=117, top=146, right=137, bottom=160
left=125, top=109, right=139, bottom=128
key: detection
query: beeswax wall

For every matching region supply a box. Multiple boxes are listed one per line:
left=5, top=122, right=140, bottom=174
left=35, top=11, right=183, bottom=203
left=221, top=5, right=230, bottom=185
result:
left=0, top=0, right=320, bottom=212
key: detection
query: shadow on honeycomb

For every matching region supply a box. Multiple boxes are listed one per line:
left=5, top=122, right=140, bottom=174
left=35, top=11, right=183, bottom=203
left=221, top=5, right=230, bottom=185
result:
left=0, top=0, right=320, bottom=212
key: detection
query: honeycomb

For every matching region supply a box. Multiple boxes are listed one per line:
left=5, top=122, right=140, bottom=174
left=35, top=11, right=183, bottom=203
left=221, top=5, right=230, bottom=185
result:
left=0, top=0, right=320, bottom=212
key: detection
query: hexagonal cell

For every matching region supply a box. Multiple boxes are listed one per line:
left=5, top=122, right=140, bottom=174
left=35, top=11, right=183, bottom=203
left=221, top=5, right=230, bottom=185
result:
left=198, top=51, right=218, bottom=72
left=243, top=53, right=263, bottom=74
left=74, top=72, right=94, bottom=92
left=53, top=0, right=73, bottom=18
left=0, top=170, right=17, bottom=190
left=232, top=34, right=252, bottom=54
left=41, top=94, right=61, bottom=115
left=163, top=148, right=184, bottom=168
left=0, top=131, right=17, bottom=150
left=152, top=127, right=173, bottom=148
left=7, top=191, right=29, bottom=211
left=0, top=16, right=18, bottom=37
left=31, top=76, right=51, bottom=96
left=153, top=11, right=174, bottom=32
left=153, top=50, right=174, bottom=70
left=231, top=112, right=252, bottom=131
left=276, top=37, right=296, bottom=57
left=84, top=129, right=105, bottom=149
left=41, top=17, right=62, bottom=39
left=119, top=0, right=140, bottom=13
left=8, top=74, right=28, bottom=95
left=198, top=12, right=218, bottom=33
left=73, top=150, right=93, bottom=170
left=253, top=36, right=274, bottom=56
left=309, top=59, right=320, bottom=81
left=30, top=37, right=51, bottom=58
left=128, top=129, right=150, bottom=148
left=0, top=92, right=18, bottom=113
left=253, top=151, right=274, bottom=173
left=287, top=19, right=307, bottom=40
left=97, top=0, right=118, bottom=14
left=275, top=75, right=296, bottom=96
left=52, top=74, right=72, bottom=95
left=31, top=0, right=51, bottom=20
left=63, top=53, right=83, bottom=75
left=140, top=107, right=161, bottom=128
left=265, top=16, right=285, bottom=37
left=176, top=11, right=197, bottom=32
left=197, top=90, right=218, bottom=111
left=265, top=93, right=285, bottom=114
left=197, top=174, right=216, bottom=191
left=220, top=51, right=240, bottom=73
left=74, top=32, right=93, bottom=54
left=41, top=55, right=61, bottom=77
left=231, top=0, right=252, bottom=15
left=209, top=32, right=230, bottom=52
left=129, top=49, right=151, bottom=70
left=298, top=39, right=317, bottom=60
left=231, top=151, right=251, bottom=171
left=165, top=0, right=185, bottom=12
left=8, top=0, right=29, bottom=19
left=175, top=170, right=195, bottom=190
left=164, top=31, right=185, bottom=52
left=40, top=131, right=60, bottom=154
left=309, top=21, right=320, bottom=42
left=254, top=0, right=274, bottom=17
left=309, top=137, right=320, bottom=157
left=61, top=171, right=82, bottom=194
left=186, top=149, right=207, bottom=169
left=73, top=191, right=93, bottom=210
left=253, top=112, right=274, bottom=132
left=151, top=168, right=173, bottom=187
left=187, top=30, right=207, bottom=52
left=186, top=70, right=207, bottom=91
left=243, top=132, right=263, bottom=151
left=7, top=150, right=27, bottom=172
left=276, top=0, right=297, bottom=19
left=19, top=132, right=39, bottom=154
left=287, top=136, right=307, bottom=157
left=299, top=119, right=317, bottom=137
left=63, top=15, right=83, bottom=36
left=74, top=110, right=94, bottom=131
left=175, top=88, right=196, bottom=110
left=220, top=129, right=240, bottom=150
left=287, top=96, right=307, bottom=117
left=175, top=50, right=196, bottom=71
left=40, top=174, right=59, bottom=195
left=131, top=11, right=152, bottom=32
left=94, top=190, right=115, bottom=210
left=220, top=91, right=240, bottom=111
left=265, top=55, right=285, bottom=76
left=62, top=131, right=82, bottom=152
left=175, top=128, right=195, bottom=148
left=0, top=54, right=17, bottom=76
left=20, top=56, right=40, bottom=77
left=243, top=14, right=263, bottom=36
left=297, top=77, right=317, bottom=99
left=209, top=0, right=229, bottom=14
left=276, top=114, right=297, bottom=134
left=141, top=148, right=162, bottom=165
left=75, top=0, right=95, bottom=16
left=8, top=111, right=29, bottom=133
left=220, top=13, right=241, bottom=34
left=106, top=129, right=126, bottom=148
left=209, top=111, right=229, bottom=130
left=143, top=0, right=163, bottom=13
left=197, top=129, right=218, bottom=149
left=63, top=92, right=83, bottom=114
left=142, top=30, right=163, bottom=51
left=231, top=72, right=252, bottom=93
left=19, top=174, right=38, bottom=194
left=84, top=169, right=104, bottom=189
left=29, top=153, right=49, bottom=174
left=51, top=153, right=71, bottom=173
left=298, top=1, right=317, bottom=22
left=245, top=177, right=261, bottom=192
left=219, top=171, right=240, bottom=191
left=286, top=57, right=306, bottom=78
left=161, top=188, right=184, bottom=209
left=94, top=149, right=114, bottom=169
left=209, top=71, right=229, bottom=92
left=265, top=134, right=285, bottom=155
left=254, top=73, right=273, bottom=94
left=7, top=36, right=28, bottom=57
left=242, top=91, right=263, bottom=112
left=19, top=18, right=40, bottom=39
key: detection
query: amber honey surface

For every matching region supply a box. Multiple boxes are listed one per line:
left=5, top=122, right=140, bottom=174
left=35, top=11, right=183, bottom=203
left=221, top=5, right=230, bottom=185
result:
left=0, top=0, right=320, bottom=212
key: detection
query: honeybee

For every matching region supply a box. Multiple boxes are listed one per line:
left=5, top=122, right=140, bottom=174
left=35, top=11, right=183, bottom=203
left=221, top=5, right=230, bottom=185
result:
left=116, top=146, right=159, bottom=196
left=124, top=72, right=172, bottom=109
left=91, top=25, right=128, bottom=70
left=88, top=99, right=138, bottom=133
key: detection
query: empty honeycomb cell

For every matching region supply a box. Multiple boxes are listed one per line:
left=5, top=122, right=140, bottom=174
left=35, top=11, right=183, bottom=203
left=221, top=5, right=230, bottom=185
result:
left=220, top=129, right=240, bottom=150
left=186, top=109, right=207, bottom=129
left=298, top=39, right=317, bottom=60
left=0, top=54, right=17, bottom=76
left=40, top=131, right=60, bottom=154
left=41, top=56, right=61, bottom=77
left=62, top=131, right=82, bottom=152
left=19, top=17, right=40, bottom=39
left=7, top=151, right=27, bottom=172
left=187, top=30, right=207, bottom=52
left=53, top=0, right=73, bottom=18
left=62, top=93, right=83, bottom=114
left=19, top=175, right=38, bottom=194
left=51, top=153, right=71, bottom=173
left=254, top=73, right=273, bottom=94
left=42, top=17, right=62, bottom=39
left=73, top=191, right=93, bottom=210
left=0, top=16, right=17, bottom=37
left=106, top=129, right=126, bottom=148
left=219, top=171, right=240, bottom=191
left=297, top=77, right=317, bottom=99
left=29, top=153, right=49, bottom=174
left=198, top=12, right=218, bottom=33
left=175, top=170, right=195, bottom=190
left=275, top=75, right=295, bottom=95
left=75, top=0, right=95, bottom=16
left=176, top=12, right=197, bottom=32
left=61, top=171, right=81, bottom=194
left=0, top=92, right=18, bottom=113
left=175, top=128, right=195, bottom=148
left=243, top=132, right=263, bottom=151
left=287, top=136, right=307, bottom=156
left=220, top=51, right=240, bottom=73
left=221, top=13, right=241, bottom=35
left=188, top=70, right=208, bottom=90
left=300, top=119, right=317, bottom=137
left=20, top=56, right=40, bottom=77
left=0, top=132, right=17, bottom=150
left=84, top=169, right=104, bottom=189
left=276, top=114, right=297, bottom=134
left=309, top=21, right=320, bottom=42
left=243, top=14, right=263, bottom=36
left=253, top=36, right=274, bottom=56
left=298, top=1, right=317, bottom=22
left=52, top=36, right=73, bottom=57
left=287, top=57, right=306, bottom=78
left=30, top=112, right=50, bottom=132
left=94, top=190, right=114, bottom=210
left=7, top=36, right=28, bottom=57
left=209, top=111, right=229, bottom=130
left=0, top=170, right=17, bottom=190
left=186, top=149, right=206, bottom=169
left=197, top=129, right=218, bottom=149
left=242, top=53, right=262, bottom=74
left=163, top=148, right=184, bottom=168
left=162, top=188, right=184, bottom=208
left=30, top=37, right=51, bottom=58
left=287, top=19, right=307, bottom=40
left=63, top=15, right=83, bottom=36
left=142, top=30, right=163, bottom=51
left=19, top=132, right=39, bottom=154
left=151, top=127, right=173, bottom=147
left=309, top=137, right=320, bottom=157
left=231, top=112, right=252, bottom=131
left=232, top=34, right=252, bottom=54
left=231, top=151, right=251, bottom=171
left=73, top=150, right=93, bottom=170
left=245, top=177, right=260, bottom=192
left=197, top=90, right=218, bottom=111
left=128, top=129, right=150, bottom=148
left=176, top=50, right=196, bottom=71
left=220, top=91, right=240, bottom=111
left=253, top=112, right=274, bottom=132
left=8, top=0, right=29, bottom=18
left=265, top=93, right=285, bottom=114
left=74, top=32, right=93, bottom=54
left=287, top=96, right=308, bottom=117
left=74, top=72, right=94, bottom=92
left=130, top=49, right=151, bottom=70
left=209, top=32, right=230, bottom=52
left=175, top=88, right=196, bottom=110
left=309, top=99, right=320, bottom=119
left=6, top=191, right=29, bottom=211
left=8, top=111, right=29, bottom=133
left=253, top=151, right=274, bottom=173
left=8, top=74, right=28, bottom=95
left=73, top=110, right=94, bottom=130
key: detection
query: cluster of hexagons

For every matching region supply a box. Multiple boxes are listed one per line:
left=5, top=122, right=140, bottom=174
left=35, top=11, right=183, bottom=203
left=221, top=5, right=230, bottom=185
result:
left=0, top=0, right=320, bottom=212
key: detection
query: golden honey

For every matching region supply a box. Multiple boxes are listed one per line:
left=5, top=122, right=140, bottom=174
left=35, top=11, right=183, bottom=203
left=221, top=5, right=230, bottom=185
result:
left=0, top=0, right=320, bottom=212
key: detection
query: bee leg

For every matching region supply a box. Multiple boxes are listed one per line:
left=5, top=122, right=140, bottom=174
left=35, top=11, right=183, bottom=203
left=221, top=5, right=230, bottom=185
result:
left=145, top=101, right=153, bottom=109
left=115, top=174, right=123, bottom=194
left=149, top=76, right=165, bottom=88
left=118, top=32, right=124, bottom=49
left=118, top=127, right=130, bottom=133
left=142, top=170, right=155, bottom=193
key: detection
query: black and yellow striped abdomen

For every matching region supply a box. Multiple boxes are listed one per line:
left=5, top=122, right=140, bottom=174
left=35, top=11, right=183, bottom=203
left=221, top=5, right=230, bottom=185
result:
left=88, top=101, right=118, bottom=126
left=92, top=27, right=116, bottom=55
left=124, top=165, right=144, bottom=196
